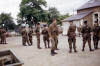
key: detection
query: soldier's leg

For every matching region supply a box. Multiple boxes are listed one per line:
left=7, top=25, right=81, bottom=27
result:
left=4, top=34, right=7, bottom=44
left=93, top=36, right=96, bottom=49
left=0, top=37, right=3, bottom=44
left=29, top=36, right=33, bottom=45
left=44, top=40, right=47, bottom=48
left=68, top=38, right=72, bottom=53
left=51, top=38, right=57, bottom=56
left=55, top=39, right=59, bottom=50
left=26, top=37, right=31, bottom=46
left=43, top=37, right=47, bottom=48
left=96, top=37, right=99, bottom=49
left=29, top=38, right=33, bottom=45
left=82, top=38, right=87, bottom=51
left=88, top=38, right=93, bottom=51
left=22, top=37, right=27, bottom=46
left=73, top=38, right=77, bottom=52
left=37, top=36, right=41, bottom=49
left=47, top=39, right=50, bottom=48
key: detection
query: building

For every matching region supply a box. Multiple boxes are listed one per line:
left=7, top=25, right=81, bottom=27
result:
left=62, top=0, right=100, bottom=35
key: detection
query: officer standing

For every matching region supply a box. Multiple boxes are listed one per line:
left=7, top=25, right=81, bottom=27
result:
left=35, top=23, right=41, bottom=49
left=0, top=28, right=7, bottom=44
left=42, top=25, right=50, bottom=48
left=28, top=26, right=33, bottom=46
left=81, top=21, right=93, bottom=51
left=49, top=18, right=59, bottom=56
left=67, top=21, right=77, bottom=53
left=93, top=20, right=100, bottom=49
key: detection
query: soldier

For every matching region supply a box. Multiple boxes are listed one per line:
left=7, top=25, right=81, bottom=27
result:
left=48, top=18, right=59, bottom=56
left=67, top=21, right=77, bottom=53
left=81, top=21, right=93, bottom=51
left=93, top=20, right=100, bottom=49
left=21, top=27, right=30, bottom=46
left=28, top=26, right=33, bottom=45
left=35, top=23, right=41, bottom=49
left=42, top=25, right=50, bottom=48
left=0, top=29, right=7, bottom=44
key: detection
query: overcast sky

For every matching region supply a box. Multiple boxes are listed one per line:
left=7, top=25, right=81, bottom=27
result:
left=0, top=0, right=90, bottom=23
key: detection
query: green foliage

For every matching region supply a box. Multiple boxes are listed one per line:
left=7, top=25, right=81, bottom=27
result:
left=18, top=0, right=71, bottom=26
left=18, top=0, right=47, bottom=26
left=0, top=13, right=16, bottom=30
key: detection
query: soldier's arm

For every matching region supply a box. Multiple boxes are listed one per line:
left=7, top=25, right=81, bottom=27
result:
left=67, top=27, right=70, bottom=36
left=81, top=26, right=84, bottom=34
left=41, top=29, right=44, bottom=34
left=48, top=25, right=52, bottom=38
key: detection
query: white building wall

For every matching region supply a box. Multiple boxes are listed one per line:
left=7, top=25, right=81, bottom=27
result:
left=62, top=22, right=70, bottom=35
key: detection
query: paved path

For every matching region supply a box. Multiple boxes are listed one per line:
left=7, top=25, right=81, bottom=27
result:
left=0, top=35, right=100, bottom=66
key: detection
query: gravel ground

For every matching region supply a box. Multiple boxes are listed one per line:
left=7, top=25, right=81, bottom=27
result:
left=0, top=35, right=100, bottom=66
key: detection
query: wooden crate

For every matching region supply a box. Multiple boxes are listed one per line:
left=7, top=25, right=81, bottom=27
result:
left=0, top=50, right=24, bottom=66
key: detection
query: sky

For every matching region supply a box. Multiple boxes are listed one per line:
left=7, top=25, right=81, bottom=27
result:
left=0, top=0, right=90, bottom=24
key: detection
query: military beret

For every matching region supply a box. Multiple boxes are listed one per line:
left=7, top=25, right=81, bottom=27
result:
left=84, top=21, right=87, bottom=24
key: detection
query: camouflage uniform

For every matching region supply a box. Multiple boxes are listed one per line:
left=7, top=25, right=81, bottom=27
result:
left=81, top=22, right=93, bottom=51
left=93, top=23, right=100, bottom=49
left=21, top=28, right=30, bottom=46
left=35, top=25, right=41, bottom=49
left=28, top=27, right=33, bottom=45
left=0, top=29, right=7, bottom=44
left=49, top=23, right=59, bottom=55
left=67, top=24, right=77, bottom=53
left=42, top=26, right=50, bottom=48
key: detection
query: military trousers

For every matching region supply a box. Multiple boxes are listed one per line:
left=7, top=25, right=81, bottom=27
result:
left=51, top=38, right=58, bottom=50
left=68, top=37, right=76, bottom=51
left=93, top=35, right=99, bottom=49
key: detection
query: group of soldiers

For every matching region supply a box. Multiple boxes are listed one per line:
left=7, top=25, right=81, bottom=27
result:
left=21, top=19, right=59, bottom=56
left=0, top=28, right=7, bottom=44
left=21, top=26, right=33, bottom=46
left=67, top=20, right=100, bottom=53
left=21, top=18, right=100, bottom=56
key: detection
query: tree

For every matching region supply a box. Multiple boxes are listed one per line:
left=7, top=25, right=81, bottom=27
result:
left=58, top=13, right=71, bottom=25
left=0, top=13, right=16, bottom=30
left=18, top=0, right=47, bottom=26
left=47, top=7, right=60, bottom=25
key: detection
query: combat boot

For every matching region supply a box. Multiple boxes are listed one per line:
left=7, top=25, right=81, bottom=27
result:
left=51, top=50, right=57, bottom=56
left=69, top=49, right=72, bottom=53
left=90, top=49, right=94, bottom=51
left=74, top=49, right=78, bottom=53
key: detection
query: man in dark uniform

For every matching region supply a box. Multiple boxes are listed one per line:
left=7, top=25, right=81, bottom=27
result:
left=49, top=18, right=59, bottom=56
left=28, top=26, right=33, bottom=46
left=67, top=21, right=77, bottom=53
left=81, top=21, right=93, bottom=51
left=21, top=27, right=30, bottom=46
left=42, top=25, right=50, bottom=48
left=35, top=23, right=41, bottom=49
left=93, top=20, right=100, bottom=49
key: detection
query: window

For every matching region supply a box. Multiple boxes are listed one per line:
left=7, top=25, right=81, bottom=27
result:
left=93, top=12, right=100, bottom=25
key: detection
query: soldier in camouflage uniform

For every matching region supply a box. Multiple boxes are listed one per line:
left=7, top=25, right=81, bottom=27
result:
left=81, top=21, right=93, bottom=51
left=0, top=28, right=7, bottom=44
left=67, top=21, right=77, bottom=53
left=21, top=27, right=30, bottom=46
left=93, top=20, right=100, bottom=49
left=42, top=25, right=50, bottom=48
left=28, top=26, right=33, bottom=46
left=35, top=23, right=41, bottom=49
left=49, top=18, right=59, bottom=56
